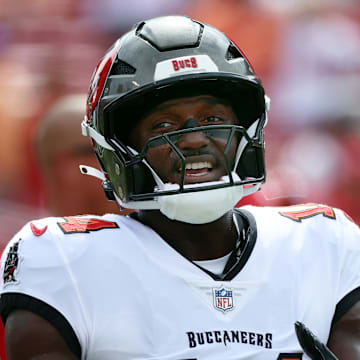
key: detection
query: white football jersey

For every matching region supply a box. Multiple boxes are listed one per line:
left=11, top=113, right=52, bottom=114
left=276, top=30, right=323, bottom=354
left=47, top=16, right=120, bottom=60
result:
left=1, top=204, right=360, bottom=360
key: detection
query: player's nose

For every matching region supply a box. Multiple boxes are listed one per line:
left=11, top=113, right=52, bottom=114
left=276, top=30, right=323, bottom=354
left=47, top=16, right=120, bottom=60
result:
left=176, top=129, right=210, bottom=151
left=175, top=118, right=210, bottom=150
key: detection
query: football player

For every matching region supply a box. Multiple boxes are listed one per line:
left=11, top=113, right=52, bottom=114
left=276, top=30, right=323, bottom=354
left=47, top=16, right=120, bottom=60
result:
left=1, top=15, right=359, bottom=360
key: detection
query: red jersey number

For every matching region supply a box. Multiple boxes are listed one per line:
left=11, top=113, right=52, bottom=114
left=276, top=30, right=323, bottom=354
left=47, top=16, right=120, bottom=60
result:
left=58, top=217, right=118, bottom=234
left=280, top=204, right=335, bottom=223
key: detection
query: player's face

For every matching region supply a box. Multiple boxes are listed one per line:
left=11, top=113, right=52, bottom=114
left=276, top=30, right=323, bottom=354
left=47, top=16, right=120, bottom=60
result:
left=129, top=95, right=239, bottom=185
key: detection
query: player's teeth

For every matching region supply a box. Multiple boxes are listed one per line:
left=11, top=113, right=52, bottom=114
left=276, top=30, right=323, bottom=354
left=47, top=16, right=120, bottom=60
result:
left=183, top=162, right=212, bottom=170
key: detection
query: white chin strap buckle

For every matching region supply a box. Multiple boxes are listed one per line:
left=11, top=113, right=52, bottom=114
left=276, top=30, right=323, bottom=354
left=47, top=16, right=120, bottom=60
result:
left=79, top=165, right=106, bottom=181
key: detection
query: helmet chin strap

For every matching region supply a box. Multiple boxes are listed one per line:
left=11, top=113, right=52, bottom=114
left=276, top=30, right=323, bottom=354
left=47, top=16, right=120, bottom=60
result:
left=157, top=173, right=259, bottom=224
left=79, top=165, right=106, bottom=181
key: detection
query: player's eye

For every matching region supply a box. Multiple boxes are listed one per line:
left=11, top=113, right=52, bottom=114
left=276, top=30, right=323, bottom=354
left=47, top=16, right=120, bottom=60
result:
left=203, top=116, right=224, bottom=124
left=152, top=121, right=173, bottom=130
left=153, top=122, right=170, bottom=129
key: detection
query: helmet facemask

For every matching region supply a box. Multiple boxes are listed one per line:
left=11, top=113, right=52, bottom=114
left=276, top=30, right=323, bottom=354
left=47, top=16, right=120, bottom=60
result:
left=91, top=105, right=266, bottom=223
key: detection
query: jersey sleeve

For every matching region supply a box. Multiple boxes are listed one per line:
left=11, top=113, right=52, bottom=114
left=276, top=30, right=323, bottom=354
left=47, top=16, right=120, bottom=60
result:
left=333, top=209, right=360, bottom=322
left=0, top=218, right=88, bottom=358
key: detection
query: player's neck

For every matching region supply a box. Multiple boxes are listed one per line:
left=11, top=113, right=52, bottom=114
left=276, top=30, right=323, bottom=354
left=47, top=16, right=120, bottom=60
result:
left=136, top=210, right=240, bottom=261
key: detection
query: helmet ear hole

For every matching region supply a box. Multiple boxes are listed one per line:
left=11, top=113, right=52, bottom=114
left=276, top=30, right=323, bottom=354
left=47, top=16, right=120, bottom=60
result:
left=236, top=144, right=265, bottom=180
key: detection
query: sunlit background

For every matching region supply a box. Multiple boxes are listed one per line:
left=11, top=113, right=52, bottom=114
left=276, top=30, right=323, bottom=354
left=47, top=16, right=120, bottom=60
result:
left=1, top=0, right=360, bottom=244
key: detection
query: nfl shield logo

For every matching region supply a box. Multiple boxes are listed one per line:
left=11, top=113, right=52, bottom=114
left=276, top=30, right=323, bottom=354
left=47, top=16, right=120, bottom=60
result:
left=213, top=286, right=234, bottom=312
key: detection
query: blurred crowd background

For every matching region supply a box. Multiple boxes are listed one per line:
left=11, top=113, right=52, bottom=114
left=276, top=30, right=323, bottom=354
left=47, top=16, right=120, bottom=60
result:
left=1, top=0, right=360, bottom=244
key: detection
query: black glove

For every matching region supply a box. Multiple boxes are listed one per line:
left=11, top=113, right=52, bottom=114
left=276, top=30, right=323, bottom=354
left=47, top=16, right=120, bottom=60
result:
left=295, top=321, right=338, bottom=360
